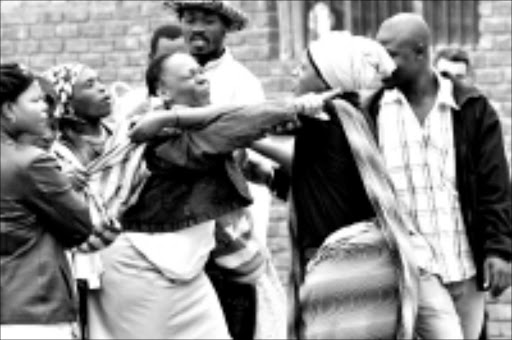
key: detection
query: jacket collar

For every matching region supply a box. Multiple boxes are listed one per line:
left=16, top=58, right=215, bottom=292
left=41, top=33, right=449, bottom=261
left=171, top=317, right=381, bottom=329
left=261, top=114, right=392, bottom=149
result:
left=449, top=75, right=483, bottom=108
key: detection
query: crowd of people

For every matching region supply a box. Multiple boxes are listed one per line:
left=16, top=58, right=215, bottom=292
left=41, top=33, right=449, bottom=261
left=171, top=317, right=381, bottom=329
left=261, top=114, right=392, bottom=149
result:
left=1, top=1, right=510, bottom=340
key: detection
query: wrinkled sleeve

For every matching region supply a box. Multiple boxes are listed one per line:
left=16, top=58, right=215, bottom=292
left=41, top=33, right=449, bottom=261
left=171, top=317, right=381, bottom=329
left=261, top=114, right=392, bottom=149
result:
left=24, top=152, right=93, bottom=248
left=474, top=99, right=512, bottom=261
left=151, top=101, right=297, bottom=171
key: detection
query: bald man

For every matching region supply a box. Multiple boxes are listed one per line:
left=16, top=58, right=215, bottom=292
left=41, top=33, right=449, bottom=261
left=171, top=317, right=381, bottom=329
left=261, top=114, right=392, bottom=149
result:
left=367, top=13, right=511, bottom=339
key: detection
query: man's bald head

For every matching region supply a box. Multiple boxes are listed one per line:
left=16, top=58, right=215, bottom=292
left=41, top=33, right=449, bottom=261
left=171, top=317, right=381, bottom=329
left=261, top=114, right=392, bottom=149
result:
left=377, top=13, right=431, bottom=55
left=376, top=13, right=433, bottom=89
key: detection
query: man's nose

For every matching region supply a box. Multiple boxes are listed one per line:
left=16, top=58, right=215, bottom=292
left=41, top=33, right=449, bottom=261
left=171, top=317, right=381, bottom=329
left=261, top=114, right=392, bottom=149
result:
left=97, top=82, right=107, bottom=93
left=197, top=75, right=208, bottom=85
left=190, top=22, right=206, bottom=33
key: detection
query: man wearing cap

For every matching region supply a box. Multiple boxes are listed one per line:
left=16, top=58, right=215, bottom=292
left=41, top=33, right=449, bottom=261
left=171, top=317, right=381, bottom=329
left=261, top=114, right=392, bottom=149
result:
left=164, top=1, right=277, bottom=339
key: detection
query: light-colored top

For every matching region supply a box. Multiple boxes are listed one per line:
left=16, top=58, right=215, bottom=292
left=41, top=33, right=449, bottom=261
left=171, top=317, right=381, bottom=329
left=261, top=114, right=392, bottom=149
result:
left=378, top=72, right=476, bottom=283
left=203, top=48, right=265, bottom=105
left=203, top=48, right=273, bottom=246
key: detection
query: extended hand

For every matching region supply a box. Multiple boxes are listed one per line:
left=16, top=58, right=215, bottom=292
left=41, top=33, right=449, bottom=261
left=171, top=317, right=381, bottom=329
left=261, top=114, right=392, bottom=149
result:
left=128, top=110, right=172, bottom=143
left=484, top=256, right=511, bottom=298
left=242, top=157, right=274, bottom=187
left=293, top=89, right=341, bottom=119
left=65, top=168, right=88, bottom=191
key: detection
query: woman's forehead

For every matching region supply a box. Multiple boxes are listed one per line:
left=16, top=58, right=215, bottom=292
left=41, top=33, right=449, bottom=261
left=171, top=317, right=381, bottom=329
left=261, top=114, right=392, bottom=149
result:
left=163, top=53, right=199, bottom=75
left=75, top=67, right=97, bottom=84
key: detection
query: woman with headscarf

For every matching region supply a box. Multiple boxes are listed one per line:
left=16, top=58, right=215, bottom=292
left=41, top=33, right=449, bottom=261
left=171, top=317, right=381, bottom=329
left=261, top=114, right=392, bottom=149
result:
left=0, top=64, right=93, bottom=339
left=248, top=31, right=438, bottom=339
left=42, top=63, right=120, bottom=339
left=44, top=63, right=113, bottom=168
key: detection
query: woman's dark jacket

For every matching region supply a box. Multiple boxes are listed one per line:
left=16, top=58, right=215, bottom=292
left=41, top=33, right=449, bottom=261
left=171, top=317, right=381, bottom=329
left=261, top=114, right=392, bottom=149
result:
left=1, top=137, right=93, bottom=324
left=122, top=102, right=297, bottom=233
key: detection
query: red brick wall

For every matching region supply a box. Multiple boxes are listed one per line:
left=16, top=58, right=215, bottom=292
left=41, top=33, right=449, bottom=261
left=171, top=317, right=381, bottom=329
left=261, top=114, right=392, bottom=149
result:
left=1, top=1, right=510, bottom=338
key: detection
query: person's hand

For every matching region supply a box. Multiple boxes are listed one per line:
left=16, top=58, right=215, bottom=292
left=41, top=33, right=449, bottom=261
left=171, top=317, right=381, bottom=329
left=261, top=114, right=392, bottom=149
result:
left=64, top=168, right=88, bottom=191
left=271, top=119, right=301, bottom=135
left=292, top=89, right=341, bottom=119
left=241, top=157, right=274, bottom=187
left=128, top=110, right=172, bottom=143
left=484, top=256, right=511, bottom=298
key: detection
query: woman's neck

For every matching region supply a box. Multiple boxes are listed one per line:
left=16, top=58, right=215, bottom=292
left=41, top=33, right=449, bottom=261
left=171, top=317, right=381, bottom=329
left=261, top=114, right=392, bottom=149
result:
left=74, top=118, right=104, bottom=137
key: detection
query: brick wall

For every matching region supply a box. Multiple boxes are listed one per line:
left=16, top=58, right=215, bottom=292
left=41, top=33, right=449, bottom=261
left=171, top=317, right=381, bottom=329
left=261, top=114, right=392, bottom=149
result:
left=1, top=1, right=510, bottom=338
left=472, top=3, right=512, bottom=338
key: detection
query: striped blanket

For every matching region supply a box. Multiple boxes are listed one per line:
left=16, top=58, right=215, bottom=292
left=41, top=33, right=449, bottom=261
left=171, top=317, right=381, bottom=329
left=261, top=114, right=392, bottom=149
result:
left=51, top=119, right=148, bottom=253
left=301, top=221, right=399, bottom=339
left=290, top=99, right=420, bottom=340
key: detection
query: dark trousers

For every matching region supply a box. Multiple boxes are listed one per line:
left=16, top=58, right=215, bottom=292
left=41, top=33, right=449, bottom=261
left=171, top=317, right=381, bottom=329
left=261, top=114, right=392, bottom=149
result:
left=76, top=279, right=89, bottom=340
left=206, top=260, right=256, bottom=340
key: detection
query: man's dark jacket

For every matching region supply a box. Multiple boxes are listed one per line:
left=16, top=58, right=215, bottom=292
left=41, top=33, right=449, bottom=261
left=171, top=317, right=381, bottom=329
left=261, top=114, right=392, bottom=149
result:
left=367, top=77, right=512, bottom=290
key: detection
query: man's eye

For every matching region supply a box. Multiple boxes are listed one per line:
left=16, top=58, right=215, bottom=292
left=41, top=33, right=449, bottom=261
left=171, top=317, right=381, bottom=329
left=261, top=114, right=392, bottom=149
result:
left=184, top=17, right=195, bottom=25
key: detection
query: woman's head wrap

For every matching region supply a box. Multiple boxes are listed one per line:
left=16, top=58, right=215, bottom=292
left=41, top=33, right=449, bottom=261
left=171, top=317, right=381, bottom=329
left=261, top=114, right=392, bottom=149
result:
left=43, top=63, right=87, bottom=119
left=308, top=31, right=396, bottom=92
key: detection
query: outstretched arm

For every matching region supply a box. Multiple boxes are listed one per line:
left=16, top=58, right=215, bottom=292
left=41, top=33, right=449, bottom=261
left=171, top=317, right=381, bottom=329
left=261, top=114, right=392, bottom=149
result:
left=129, top=104, right=243, bottom=142
left=250, top=137, right=294, bottom=174
left=129, top=89, right=340, bottom=144
left=139, top=91, right=340, bottom=171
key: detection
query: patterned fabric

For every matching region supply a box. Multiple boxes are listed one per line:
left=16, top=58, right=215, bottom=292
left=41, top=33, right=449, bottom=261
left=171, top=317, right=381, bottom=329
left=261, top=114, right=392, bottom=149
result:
left=329, top=99, right=419, bottom=339
left=301, top=221, right=400, bottom=339
left=51, top=118, right=148, bottom=253
left=164, top=0, right=249, bottom=31
left=378, top=73, right=476, bottom=283
left=43, top=63, right=87, bottom=119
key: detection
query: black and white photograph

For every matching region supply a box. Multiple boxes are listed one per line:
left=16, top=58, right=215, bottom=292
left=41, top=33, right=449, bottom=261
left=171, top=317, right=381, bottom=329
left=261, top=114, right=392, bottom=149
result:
left=1, top=1, right=511, bottom=339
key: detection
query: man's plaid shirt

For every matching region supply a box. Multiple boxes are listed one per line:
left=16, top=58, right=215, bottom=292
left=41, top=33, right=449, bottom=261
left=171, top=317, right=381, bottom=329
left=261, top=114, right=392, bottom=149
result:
left=378, top=73, right=476, bottom=283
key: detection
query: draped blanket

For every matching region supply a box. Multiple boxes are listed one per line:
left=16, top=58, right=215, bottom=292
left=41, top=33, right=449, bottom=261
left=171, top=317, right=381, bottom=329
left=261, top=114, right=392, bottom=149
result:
left=301, top=221, right=400, bottom=339
left=290, top=100, right=419, bottom=340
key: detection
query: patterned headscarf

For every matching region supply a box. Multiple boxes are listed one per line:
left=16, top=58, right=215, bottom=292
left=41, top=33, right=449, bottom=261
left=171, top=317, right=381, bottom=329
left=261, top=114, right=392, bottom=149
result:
left=43, top=63, right=87, bottom=119
left=308, top=31, right=396, bottom=92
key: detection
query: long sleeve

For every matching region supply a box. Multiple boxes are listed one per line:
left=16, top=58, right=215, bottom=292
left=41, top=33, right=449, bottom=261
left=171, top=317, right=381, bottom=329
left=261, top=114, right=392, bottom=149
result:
left=474, top=98, right=512, bottom=261
left=151, top=101, right=298, bottom=171
left=24, top=153, right=93, bottom=248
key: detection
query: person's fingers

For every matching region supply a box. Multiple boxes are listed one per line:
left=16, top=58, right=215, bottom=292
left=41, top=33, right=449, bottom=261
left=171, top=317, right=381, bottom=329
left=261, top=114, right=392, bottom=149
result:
left=490, top=276, right=505, bottom=298
left=493, top=268, right=511, bottom=298
left=319, top=88, right=342, bottom=102
left=483, top=258, right=492, bottom=291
